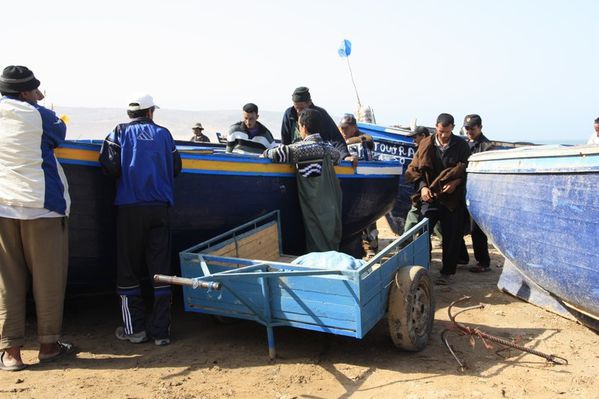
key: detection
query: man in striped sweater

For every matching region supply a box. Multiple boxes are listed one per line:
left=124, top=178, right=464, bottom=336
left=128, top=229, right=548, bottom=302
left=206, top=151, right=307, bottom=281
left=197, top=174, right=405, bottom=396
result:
left=263, top=109, right=340, bottom=175
left=263, top=109, right=342, bottom=252
left=226, top=103, right=275, bottom=154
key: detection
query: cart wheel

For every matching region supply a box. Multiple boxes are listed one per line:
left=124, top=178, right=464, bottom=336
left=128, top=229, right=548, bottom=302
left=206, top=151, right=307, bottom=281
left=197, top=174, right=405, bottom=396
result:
left=387, top=265, right=434, bottom=351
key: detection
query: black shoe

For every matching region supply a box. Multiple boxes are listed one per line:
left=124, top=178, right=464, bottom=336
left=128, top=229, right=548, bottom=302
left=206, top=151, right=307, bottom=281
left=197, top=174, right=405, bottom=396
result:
left=435, top=274, right=454, bottom=285
left=469, top=265, right=491, bottom=273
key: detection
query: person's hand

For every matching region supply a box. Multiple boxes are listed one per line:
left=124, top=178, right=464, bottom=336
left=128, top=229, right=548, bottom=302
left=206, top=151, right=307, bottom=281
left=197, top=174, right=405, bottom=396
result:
left=421, top=186, right=434, bottom=202
left=442, top=179, right=461, bottom=194
left=345, top=155, right=358, bottom=168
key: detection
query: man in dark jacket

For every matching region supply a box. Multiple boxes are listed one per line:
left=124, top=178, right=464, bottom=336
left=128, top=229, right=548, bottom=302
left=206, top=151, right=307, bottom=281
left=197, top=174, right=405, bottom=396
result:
left=226, top=103, right=275, bottom=154
left=406, top=113, right=470, bottom=285
left=463, top=114, right=494, bottom=273
left=281, top=87, right=350, bottom=160
left=99, top=94, right=182, bottom=346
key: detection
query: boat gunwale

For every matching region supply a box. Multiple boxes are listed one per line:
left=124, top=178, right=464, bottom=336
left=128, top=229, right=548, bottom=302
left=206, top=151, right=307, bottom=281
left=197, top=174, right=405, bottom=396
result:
left=468, top=144, right=599, bottom=162
left=467, top=145, right=599, bottom=174
left=56, top=140, right=404, bottom=178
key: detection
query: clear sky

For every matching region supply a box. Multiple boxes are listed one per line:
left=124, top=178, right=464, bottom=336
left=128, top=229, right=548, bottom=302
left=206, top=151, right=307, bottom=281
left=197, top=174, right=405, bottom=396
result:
left=3, top=0, right=598, bottom=143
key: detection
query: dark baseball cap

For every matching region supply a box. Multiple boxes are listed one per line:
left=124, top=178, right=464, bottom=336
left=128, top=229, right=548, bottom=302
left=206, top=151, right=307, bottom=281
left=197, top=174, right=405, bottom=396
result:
left=407, top=126, right=430, bottom=137
left=339, top=113, right=357, bottom=127
left=463, top=114, right=482, bottom=128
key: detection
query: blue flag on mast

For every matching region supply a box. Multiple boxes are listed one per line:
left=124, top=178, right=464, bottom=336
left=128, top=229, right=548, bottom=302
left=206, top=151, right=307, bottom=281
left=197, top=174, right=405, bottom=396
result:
left=338, top=39, right=352, bottom=58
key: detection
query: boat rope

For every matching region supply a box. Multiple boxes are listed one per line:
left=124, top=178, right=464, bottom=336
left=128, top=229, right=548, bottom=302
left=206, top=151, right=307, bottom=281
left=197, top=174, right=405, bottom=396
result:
left=442, top=296, right=568, bottom=369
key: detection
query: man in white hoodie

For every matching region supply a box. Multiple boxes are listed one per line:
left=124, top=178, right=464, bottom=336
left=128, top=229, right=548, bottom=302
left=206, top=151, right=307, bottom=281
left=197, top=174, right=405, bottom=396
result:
left=0, top=65, right=74, bottom=371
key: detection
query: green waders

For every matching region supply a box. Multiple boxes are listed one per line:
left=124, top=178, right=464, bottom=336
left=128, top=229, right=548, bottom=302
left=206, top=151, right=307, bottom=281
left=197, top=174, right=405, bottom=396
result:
left=296, top=154, right=343, bottom=252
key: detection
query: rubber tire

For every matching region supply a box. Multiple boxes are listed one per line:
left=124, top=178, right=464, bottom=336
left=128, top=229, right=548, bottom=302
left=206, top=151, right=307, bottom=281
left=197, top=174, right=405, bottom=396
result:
left=387, top=265, right=435, bottom=351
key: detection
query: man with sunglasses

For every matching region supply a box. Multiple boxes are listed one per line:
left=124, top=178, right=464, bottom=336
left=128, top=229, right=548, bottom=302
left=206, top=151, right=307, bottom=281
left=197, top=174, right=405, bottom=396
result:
left=463, top=114, right=494, bottom=273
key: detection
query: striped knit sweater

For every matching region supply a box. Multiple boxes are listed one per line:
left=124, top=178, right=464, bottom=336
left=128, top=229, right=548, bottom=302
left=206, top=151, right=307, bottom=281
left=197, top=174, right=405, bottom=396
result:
left=262, top=134, right=340, bottom=177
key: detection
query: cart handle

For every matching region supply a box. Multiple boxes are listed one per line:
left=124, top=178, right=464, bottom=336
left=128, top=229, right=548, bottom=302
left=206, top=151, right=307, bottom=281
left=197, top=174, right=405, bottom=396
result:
left=154, top=274, right=222, bottom=291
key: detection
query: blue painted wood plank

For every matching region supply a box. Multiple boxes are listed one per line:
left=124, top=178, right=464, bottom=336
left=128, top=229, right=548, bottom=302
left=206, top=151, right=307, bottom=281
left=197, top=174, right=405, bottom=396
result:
left=359, top=235, right=429, bottom=307
left=271, top=310, right=358, bottom=332
left=359, top=285, right=392, bottom=337
left=273, top=288, right=360, bottom=308
left=276, top=319, right=360, bottom=338
left=276, top=275, right=359, bottom=298
left=271, top=296, right=356, bottom=321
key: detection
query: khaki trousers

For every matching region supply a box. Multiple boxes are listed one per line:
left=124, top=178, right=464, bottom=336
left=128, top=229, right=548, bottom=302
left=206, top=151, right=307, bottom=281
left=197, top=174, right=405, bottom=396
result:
left=0, top=217, right=69, bottom=349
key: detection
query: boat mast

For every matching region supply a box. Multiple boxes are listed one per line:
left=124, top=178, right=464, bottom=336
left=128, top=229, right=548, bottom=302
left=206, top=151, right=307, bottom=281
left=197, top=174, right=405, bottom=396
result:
left=344, top=56, right=362, bottom=108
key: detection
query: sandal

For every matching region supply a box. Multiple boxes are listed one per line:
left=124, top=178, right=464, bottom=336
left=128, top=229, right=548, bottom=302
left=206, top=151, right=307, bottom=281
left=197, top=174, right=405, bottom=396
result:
left=38, top=342, right=76, bottom=364
left=0, top=351, right=27, bottom=372
left=469, top=265, right=491, bottom=273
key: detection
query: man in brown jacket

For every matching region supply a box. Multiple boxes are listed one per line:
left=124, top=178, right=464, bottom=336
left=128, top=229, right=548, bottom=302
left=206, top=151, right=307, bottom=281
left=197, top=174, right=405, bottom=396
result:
left=406, top=113, right=470, bottom=284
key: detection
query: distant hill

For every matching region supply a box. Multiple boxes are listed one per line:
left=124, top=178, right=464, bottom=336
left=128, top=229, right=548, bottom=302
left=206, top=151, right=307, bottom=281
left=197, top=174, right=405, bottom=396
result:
left=53, top=106, right=285, bottom=141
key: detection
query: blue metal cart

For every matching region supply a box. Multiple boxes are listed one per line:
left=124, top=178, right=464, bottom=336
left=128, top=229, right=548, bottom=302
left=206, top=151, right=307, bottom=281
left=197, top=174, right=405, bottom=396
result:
left=155, top=211, right=434, bottom=359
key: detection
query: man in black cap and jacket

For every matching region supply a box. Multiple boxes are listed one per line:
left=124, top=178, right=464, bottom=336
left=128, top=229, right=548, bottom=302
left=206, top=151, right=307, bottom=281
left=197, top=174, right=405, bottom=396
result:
left=281, top=87, right=350, bottom=160
left=463, top=114, right=494, bottom=273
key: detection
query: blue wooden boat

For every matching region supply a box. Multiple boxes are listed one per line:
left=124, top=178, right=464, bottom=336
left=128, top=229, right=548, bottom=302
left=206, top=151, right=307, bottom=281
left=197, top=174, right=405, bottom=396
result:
left=356, top=123, right=416, bottom=234
left=466, top=145, right=599, bottom=330
left=55, top=140, right=402, bottom=291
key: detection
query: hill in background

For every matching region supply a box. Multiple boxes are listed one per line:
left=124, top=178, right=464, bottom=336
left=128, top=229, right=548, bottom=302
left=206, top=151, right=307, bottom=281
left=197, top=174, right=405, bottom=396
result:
left=54, top=106, right=285, bottom=141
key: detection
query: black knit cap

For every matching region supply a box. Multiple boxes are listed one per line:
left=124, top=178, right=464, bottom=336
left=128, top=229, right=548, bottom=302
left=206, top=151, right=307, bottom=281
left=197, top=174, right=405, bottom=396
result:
left=292, top=86, right=311, bottom=102
left=0, top=65, right=40, bottom=93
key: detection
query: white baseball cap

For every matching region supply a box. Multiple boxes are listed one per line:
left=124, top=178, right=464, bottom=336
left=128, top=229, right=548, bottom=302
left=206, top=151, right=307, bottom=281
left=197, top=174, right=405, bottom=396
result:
left=127, top=94, right=160, bottom=111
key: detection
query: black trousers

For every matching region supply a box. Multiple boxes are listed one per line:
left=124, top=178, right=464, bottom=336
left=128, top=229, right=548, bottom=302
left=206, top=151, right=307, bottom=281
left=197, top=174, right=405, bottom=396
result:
left=116, top=205, right=172, bottom=339
left=421, top=201, right=465, bottom=276
left=471, top=220, right=490, bottom=267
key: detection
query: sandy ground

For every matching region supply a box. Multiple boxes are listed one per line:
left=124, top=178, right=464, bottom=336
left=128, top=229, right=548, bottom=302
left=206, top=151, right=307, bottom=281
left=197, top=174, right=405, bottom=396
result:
left=1, top=220, right=598, bottom=399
